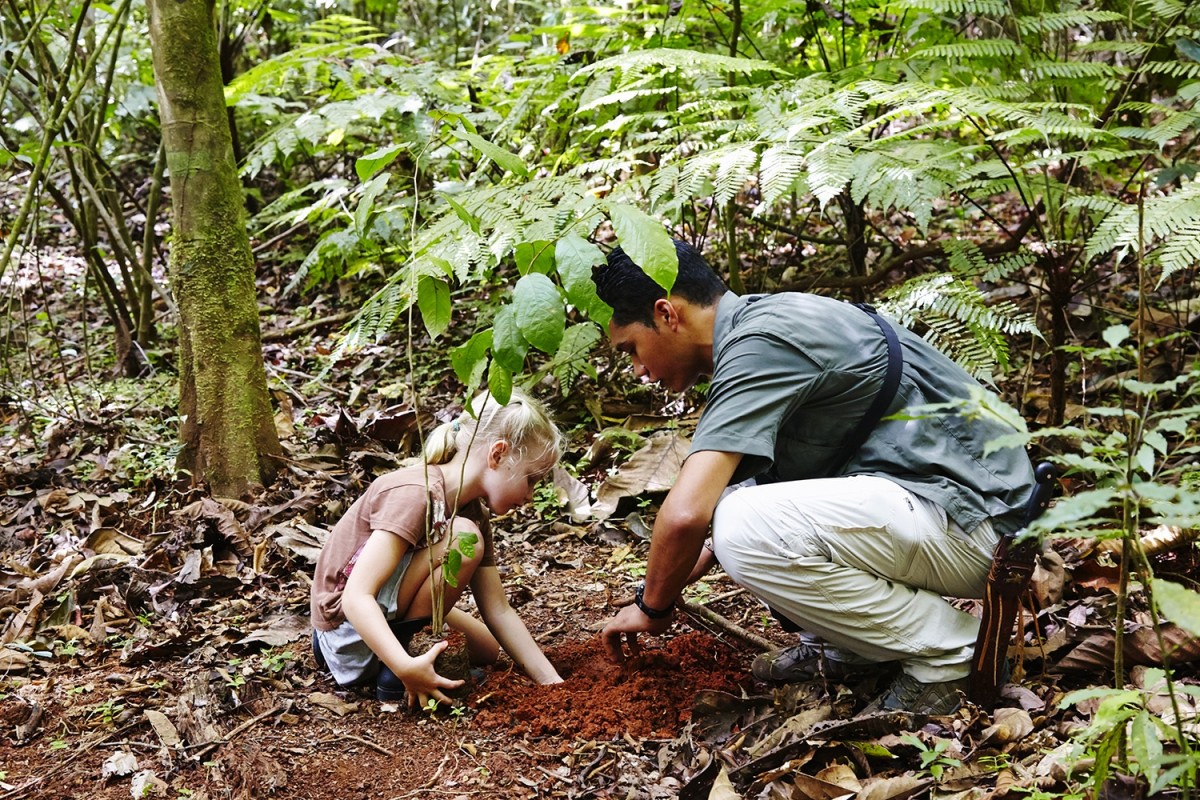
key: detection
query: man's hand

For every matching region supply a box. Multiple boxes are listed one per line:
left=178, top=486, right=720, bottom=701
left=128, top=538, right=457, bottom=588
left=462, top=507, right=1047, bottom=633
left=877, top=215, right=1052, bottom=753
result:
left=600, top=603, right=673, bottom=664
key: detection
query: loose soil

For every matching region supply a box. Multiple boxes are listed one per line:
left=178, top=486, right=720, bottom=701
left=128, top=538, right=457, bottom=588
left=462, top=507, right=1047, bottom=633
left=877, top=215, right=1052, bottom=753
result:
left=0, top=537, right=770, bottom=800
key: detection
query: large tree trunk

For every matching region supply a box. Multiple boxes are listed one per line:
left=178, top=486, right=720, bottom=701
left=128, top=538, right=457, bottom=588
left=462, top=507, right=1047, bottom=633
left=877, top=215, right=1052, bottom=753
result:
left=147, top=0, right=280, bottom=496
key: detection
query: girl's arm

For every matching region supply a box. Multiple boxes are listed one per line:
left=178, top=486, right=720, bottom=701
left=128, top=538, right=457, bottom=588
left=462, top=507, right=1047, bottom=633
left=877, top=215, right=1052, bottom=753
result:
left=471, top=565, right=563, bottom=684
left=341, top=530, right=462, bottom=708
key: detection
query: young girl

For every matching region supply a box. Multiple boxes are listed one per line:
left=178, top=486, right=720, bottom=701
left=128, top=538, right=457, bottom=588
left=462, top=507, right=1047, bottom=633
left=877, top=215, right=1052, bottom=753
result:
left=310, top=388, right=565, bottom=709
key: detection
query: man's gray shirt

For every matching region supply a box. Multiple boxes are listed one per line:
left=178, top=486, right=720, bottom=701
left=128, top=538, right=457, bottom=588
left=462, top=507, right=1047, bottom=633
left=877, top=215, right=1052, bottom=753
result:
left=690, top=292, right=1036, bottom=536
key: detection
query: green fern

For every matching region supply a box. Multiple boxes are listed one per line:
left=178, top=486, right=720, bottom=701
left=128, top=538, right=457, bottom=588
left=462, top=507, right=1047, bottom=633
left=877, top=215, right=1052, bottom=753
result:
left=1014, top=10, right=1127, bottom=35
left=881, top=270, right=1040, bottom=377
left=910, top=40, right=1023, bottom=60
left=887, top=0, right=1010, bottom=16
left=575, top=48, right=784, bottom=85
left=714, top=146, right=761, bottom=206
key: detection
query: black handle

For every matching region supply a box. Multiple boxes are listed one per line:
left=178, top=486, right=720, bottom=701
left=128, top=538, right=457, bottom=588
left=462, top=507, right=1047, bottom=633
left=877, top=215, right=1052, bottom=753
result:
left=1022, top=462, right=1057, bottom=528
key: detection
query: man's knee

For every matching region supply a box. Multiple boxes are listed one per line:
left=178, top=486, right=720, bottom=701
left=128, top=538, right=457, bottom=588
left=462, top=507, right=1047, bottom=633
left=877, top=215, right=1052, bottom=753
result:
left=711, top=491, right=758, bottom=581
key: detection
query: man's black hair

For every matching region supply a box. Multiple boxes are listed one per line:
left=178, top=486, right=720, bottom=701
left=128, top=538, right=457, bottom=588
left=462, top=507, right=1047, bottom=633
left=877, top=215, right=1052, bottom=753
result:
left=593, top=239, right=728, bottom=327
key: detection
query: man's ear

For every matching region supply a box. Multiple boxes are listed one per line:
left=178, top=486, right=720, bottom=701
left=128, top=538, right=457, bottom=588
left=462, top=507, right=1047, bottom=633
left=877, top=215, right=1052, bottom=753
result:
left=653, top=298, right=678, bottom=329
left=488, top=440, right=510, bottom=468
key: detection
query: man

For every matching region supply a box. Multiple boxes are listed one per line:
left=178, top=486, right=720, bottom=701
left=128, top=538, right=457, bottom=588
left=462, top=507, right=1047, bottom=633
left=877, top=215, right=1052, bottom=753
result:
left=594, top=239, right=1034, bottom=715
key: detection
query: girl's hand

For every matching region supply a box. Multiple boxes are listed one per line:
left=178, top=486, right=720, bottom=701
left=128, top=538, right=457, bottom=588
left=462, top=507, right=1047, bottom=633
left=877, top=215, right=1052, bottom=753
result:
left=394, top=639, right=464, bottom=711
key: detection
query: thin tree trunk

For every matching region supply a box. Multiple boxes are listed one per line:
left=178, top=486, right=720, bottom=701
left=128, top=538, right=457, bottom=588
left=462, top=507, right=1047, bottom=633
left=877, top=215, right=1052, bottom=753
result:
left=147, top=0, right=280, bottom=496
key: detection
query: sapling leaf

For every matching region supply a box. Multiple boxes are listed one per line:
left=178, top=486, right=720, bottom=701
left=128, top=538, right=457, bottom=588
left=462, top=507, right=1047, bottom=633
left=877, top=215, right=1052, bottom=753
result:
left=492, top=305, right=528, bottom=373
left=453, top=128, right=529, bottom=177
left=450, top=330, right=492, bottom=388
left=440, top=193, right=480, bottom=235
left=555, top=232, right=612, bottom=326
left=1151, top=578, right=1200, bottom=637
left=604, top=203, right=677, bottom=292
left=356, top=143, right=405, bottom=182
left=443, top=548, right=462, bottom=587
left=488, top=363, right=513, bottom=405
left=514, top=273, right=565, bottom=354
left=515, top=240, right=555, bottom=276
left=417, top=276, right=451, bottom=339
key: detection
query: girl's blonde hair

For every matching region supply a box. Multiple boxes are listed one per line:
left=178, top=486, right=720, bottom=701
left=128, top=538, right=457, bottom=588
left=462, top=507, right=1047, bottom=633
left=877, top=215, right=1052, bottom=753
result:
left=423, top=387, right=564, bottom=472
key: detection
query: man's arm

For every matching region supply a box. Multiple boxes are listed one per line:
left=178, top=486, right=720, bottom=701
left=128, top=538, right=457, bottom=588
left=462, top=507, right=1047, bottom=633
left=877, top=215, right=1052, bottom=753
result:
left=601, top=449, right=741, bottom=662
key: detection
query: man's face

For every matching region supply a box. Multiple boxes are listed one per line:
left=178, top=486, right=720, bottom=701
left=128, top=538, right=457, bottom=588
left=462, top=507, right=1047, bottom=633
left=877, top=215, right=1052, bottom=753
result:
left=607, top=317, right=697, bottom=392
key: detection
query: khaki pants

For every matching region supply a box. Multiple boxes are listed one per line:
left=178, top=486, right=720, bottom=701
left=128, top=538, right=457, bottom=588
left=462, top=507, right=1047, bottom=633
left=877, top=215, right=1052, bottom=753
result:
left=711, top=475, right=998, bottom=683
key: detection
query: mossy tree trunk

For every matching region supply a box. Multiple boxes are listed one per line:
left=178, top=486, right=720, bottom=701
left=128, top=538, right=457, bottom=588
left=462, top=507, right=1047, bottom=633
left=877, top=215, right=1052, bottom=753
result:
left=147, top=0, right=280, bottom=496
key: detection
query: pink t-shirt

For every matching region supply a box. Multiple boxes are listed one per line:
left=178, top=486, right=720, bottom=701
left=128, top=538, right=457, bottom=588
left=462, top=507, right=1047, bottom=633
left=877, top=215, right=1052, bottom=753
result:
left=310, top=465, right=494, bottom=631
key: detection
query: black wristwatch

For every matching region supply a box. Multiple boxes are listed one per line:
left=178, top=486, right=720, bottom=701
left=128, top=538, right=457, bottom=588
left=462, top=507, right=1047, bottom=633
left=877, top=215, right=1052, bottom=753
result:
left=634, top=584, right=674, bottom=620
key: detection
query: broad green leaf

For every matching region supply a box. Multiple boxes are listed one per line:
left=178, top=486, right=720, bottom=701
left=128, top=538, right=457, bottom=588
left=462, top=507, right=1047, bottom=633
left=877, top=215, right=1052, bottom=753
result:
left=453, top=128, right=529, bottom=177
left=555, top=232, right=612, bottom=326
left=440, top=193, right=480, bottom=235
left=605, top=203, right=677, bottom=292
left=1135, top=443, right=1156, bottom=476
left=416, top=277, right=451, bottom=339
left=356, top=143, right=405, bottom=182
left=443, top=548, right=463, bottom=587
left=450, top=330, right=493, bottom=387
left=1152, top=578, right=1200, bottom=637
left=515, top=241, right=555, bottom=276
left=1129, top=711, right=1163, bottom=780
left=456, top=531, right=477, bottom=560
left=488, top=363, right=513, bottom=405
left=1143, top=429, right=1169, bottom=455
left=1102, top=324, right=1131, bottom=348
left=492, top=306, right=528, bottom=373
left=514, top=273, right=566, bottom=354
left=355, top=173, right=390, bottom=234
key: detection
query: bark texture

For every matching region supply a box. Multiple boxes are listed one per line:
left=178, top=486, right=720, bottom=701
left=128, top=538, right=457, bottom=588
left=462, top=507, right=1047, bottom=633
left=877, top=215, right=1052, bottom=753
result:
left=147, top=0, right=280, bottom=496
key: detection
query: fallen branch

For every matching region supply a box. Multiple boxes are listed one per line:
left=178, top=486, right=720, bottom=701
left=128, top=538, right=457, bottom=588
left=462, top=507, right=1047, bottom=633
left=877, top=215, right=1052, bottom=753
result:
left=261, top=310, right=355, bottom=342
left=678, top=599, right=776, bottom=652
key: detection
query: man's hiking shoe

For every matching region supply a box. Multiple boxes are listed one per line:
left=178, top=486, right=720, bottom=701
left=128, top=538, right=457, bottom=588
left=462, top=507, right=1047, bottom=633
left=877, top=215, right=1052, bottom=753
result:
left=752, top=641, right=877, bottom=682
left=861, top=672, right=968, bottom=715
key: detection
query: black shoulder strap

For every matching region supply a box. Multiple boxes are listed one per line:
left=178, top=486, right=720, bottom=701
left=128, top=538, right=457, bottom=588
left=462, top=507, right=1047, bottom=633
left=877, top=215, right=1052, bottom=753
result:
left=827, top=303, right=903, bottom=476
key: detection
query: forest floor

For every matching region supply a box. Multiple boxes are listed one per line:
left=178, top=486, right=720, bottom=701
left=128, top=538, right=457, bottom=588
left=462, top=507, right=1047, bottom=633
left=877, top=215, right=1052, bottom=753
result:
left=2, top=244, right=1199, bottom=800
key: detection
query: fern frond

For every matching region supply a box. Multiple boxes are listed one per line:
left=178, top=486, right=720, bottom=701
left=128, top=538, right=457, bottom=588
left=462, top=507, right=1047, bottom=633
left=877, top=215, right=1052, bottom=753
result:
left=1031, top=61, right=1126, bottom=81
left=1142, top=109, right=1200, bottom=148
left=888, top=0, right=1010, bottom=16
left=1062, top=194, right=1121, bottom=216
left=1015, top=10, right=1126, bottom=34
left=1158, top=216, right=1200, bottom=281
left=1137, top=0, right=1187, bottom=17
left=1142, top=61, right=1200, bottom=79
left=759, top=144, right=808, bottom=210
left=806, top=141, right=855, bottom=207
left=910, top=39, right=1022, bottom=59
left=1076, top=41, right=1154, bottom=57
left=881, top=272, right=1039, bottom=376
left=575, top=48, right=784, bottom=85
left=1086, top=181, right=1200, bottom=266
left=577, top=85, right=681, bottom=113
left=714, top=146, right=760, bottom=205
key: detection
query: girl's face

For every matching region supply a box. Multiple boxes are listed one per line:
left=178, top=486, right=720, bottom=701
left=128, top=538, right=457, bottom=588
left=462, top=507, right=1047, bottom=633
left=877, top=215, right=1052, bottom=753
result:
left=481, top=440, right=552, bottom=515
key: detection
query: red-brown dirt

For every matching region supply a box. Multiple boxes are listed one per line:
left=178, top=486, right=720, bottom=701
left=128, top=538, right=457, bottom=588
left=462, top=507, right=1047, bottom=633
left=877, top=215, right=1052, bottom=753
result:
left=475, top=631, right=751, bottom=742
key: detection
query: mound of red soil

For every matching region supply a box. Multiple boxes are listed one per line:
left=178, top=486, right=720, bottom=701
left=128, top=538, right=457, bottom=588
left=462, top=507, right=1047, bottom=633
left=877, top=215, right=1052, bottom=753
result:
left=473, top=631, right=751, bottom=741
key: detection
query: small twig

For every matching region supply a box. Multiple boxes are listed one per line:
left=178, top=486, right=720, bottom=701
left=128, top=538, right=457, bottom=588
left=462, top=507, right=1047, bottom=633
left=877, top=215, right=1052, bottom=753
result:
left=677, top=598, right=777, bottom=652
left=338, top=733, right=395, bottom=757
left=701, top=587, right=747, bottom=605
left=192, top=704, right=286, bottom=760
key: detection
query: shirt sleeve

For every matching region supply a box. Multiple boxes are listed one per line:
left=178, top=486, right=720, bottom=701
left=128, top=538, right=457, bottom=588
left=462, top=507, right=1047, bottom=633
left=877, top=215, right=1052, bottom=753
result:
left=367, top=484, right=429, bottom=547
left=690, top=332, right=824, bottom=483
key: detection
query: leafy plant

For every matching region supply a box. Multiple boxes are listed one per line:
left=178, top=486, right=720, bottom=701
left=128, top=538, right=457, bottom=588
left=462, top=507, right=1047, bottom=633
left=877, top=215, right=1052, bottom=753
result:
left=901, top=733, right=963, bottom=782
